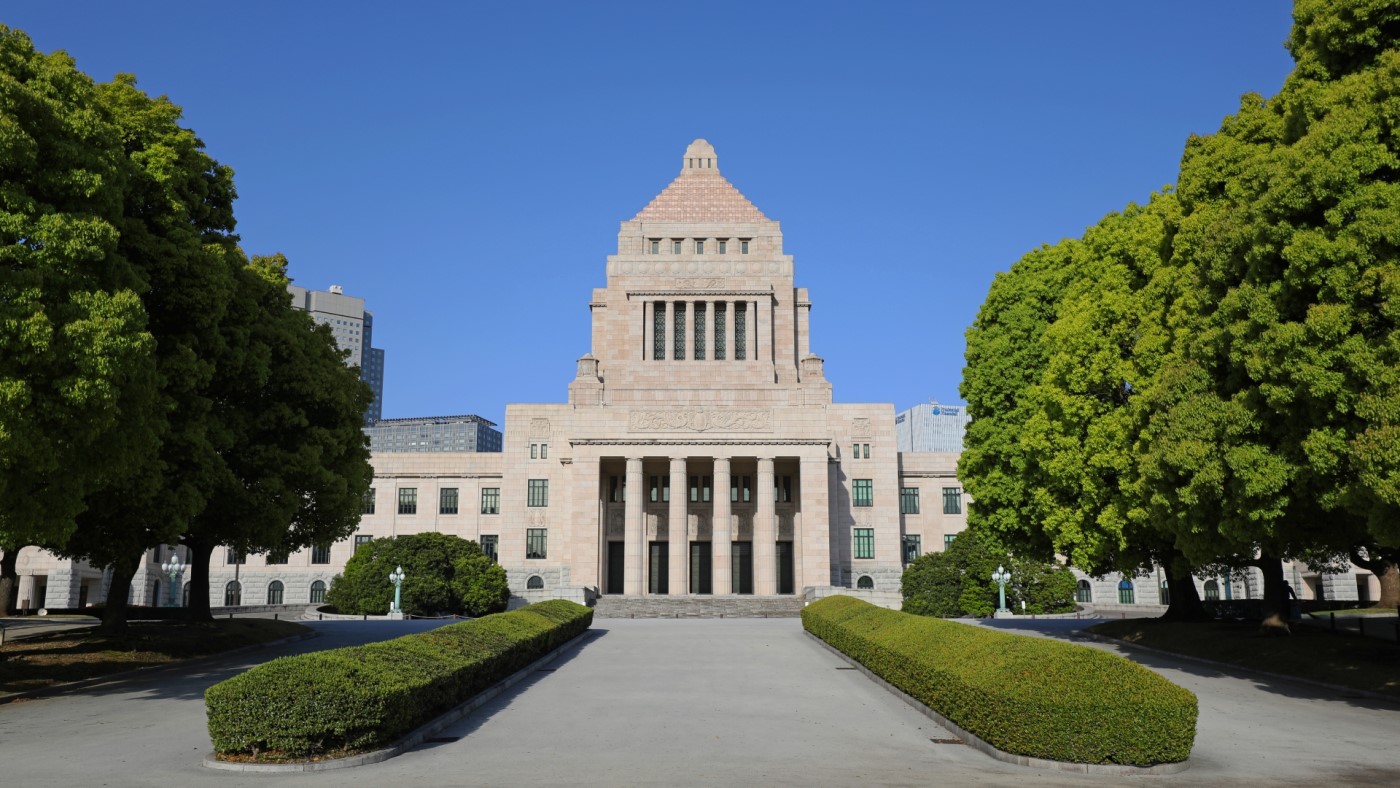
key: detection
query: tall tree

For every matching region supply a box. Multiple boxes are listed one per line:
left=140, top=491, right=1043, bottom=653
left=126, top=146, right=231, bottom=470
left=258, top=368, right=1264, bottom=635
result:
left=183, top=254, right=372, bottom=621
left=0, top=29, right=158, bottom=614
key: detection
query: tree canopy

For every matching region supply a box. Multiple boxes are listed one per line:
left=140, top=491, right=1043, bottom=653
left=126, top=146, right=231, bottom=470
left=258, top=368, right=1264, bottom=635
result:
left=327, top=533, right=509, bottom=617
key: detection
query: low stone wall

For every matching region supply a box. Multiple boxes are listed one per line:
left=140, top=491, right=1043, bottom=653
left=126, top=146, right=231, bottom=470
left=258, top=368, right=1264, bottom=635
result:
left=804, top=585, right=903, bottom=610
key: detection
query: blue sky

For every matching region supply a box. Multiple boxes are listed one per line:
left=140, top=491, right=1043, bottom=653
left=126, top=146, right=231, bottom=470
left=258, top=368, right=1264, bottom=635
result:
left=6, top=2, right=1297, bottom=425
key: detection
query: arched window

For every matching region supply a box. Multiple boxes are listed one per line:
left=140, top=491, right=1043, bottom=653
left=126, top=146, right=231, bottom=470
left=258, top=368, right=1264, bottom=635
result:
left=267, top=580, right=284, bottom=605
left=1075, top=579, right=1092, bottom=604
left=1117, top=578, right=1135, bottom=605
left=1203, top=579, right=1220, bottom=601
left=309, top=580, right=326, bottom=604
left=856, top=575, right=874, bottom=590
left=527, top=575, right=544, bottom=590
left=182, top=582, right=190, bottom=607
left=1158, top=579, right=1170, bottom=606
left=225, top=580, right=242, bottom=606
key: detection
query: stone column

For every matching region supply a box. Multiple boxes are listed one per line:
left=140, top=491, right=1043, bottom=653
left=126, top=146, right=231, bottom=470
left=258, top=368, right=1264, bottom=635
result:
left=643, top=300, right=653, bottom=361
left=624, top=457, right=644, bottom=595
left=799, top=452, right=831, bottom=592
left=755, top=456, right=776, bottom=595
left=668, top=456, right=688, bottom=595
left=755, top=298, right=766, bottom=364
left=722, top=300, right=734, bottom=361
left=712, top=457, right=732, bottom=595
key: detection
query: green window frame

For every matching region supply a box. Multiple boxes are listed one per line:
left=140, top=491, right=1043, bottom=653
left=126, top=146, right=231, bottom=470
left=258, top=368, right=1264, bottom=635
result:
left=902, top=534, right=921, bottom=563
left=943, top=487, right=962, bottom=515
left=399, top=487, right=417, bottom=515
left=311, top=543, right=331, bottom=564
left=853, top=479, right=873, bottom=507
left=900, top=487, right=919, bottom=514
left=362, top=487, right=376, bottom=515
left=481, top=487, right=500, bottom=515
left=854, top=528, right=874, bottom=560
left=944, top=534, right=956, bottom=550
left=526, top=528, right=547, bottom=559
left=440, top=487, right=459, bottom=515
left=528, top=479, right=549, bottom=507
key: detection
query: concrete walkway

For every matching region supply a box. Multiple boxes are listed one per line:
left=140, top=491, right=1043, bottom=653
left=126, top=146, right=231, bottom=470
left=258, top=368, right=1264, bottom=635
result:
left=0, top=617, right=1397, bottom=786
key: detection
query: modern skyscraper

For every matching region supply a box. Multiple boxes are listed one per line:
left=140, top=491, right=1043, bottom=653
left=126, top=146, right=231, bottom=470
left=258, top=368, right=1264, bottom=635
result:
left=287, top=283, right=385, bottom=423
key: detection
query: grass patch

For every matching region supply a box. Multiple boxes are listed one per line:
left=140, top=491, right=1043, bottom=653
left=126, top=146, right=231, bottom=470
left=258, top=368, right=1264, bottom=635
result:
left=1307, top=607, right=1398, bottom=618
left=1088, top=619, right=1400, bottom=698
left=0, top=619, right=309, bottom=695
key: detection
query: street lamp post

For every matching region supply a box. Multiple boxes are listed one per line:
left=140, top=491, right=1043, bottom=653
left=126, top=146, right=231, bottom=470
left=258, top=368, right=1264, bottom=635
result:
left=161, top=553, right=184, bottom=608
left=992, top=565, right=1012, bottom=616
left=388, top=565, right=406, bottom=619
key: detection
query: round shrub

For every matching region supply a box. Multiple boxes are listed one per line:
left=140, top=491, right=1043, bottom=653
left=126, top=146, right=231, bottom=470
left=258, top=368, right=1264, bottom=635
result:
left=326, top=532, right=508, bottom=616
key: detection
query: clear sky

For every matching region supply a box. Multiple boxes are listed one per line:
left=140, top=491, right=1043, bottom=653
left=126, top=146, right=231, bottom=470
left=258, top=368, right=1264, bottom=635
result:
left=6, top=2, right=1297, bottom=426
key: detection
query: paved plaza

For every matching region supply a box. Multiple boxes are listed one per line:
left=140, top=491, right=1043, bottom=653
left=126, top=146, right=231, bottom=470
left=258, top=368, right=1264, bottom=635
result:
left=0, top=617, right=1397, bottom=786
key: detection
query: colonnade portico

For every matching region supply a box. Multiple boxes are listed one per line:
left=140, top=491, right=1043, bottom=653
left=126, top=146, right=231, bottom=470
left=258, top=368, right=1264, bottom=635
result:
left=601, top=452, right=816, bottom=597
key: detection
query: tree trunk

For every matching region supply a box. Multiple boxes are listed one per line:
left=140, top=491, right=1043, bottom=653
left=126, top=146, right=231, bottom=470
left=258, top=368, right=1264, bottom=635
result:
left=0, top=547, right=17, bottom=617
left=1348, top=548, right=1399, bottom=609
left=1254, top=552, right=1291, bottom=635
left=1161, top=559, right=1208, bottom=621
left=184, top=538, right=215, bottom=623
left=99, top=553, right=140, bottom=635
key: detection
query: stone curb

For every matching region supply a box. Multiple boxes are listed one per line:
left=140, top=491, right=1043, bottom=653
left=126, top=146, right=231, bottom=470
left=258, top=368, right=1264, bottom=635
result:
left=1075, top=631, right=1400, bottom=706
left=0, top=628, right=319, bottom=706
left=203, top=629, right=595, bottom=773
left=804, top=631, right=1192, bottom=776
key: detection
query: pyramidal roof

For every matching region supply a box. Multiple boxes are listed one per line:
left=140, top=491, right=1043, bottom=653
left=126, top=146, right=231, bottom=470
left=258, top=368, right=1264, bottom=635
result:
left=632, top=140, right=770, bottom=224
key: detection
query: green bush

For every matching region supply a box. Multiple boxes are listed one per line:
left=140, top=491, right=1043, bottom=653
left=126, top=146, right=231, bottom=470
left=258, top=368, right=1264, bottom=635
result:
left=901, top=529, right=1077, bottom=617
left=206, top=600, right=591, bottom=759
left=803, top=596, right=1195, bottom=766
left=326, top=532, right=509, bottom=617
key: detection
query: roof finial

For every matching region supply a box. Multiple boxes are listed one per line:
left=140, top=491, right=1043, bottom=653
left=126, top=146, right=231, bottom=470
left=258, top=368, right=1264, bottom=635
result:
left=682, top=139, right=718, bottom=175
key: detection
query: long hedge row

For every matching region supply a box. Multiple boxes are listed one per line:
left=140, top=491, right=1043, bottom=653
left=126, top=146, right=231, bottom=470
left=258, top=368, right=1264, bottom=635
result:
left=802, top=596, right=1196, bottom=766
left=206, top=600, right=592, bottom=759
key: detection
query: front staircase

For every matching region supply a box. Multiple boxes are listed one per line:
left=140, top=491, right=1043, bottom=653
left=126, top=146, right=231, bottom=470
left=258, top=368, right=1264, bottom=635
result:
left=592, top=595, right=805, bottom=618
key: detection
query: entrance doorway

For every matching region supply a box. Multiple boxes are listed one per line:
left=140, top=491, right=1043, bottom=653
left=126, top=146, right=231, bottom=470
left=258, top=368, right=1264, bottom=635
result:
left=732, top=541, right=753, bottom=595
left=689, top=542, right=712, bottom=594
left=606, top=541, right=625, bottom=594
left=648, top=542, right=669, bottom=594
left=776, top=541, right=794, bottom=595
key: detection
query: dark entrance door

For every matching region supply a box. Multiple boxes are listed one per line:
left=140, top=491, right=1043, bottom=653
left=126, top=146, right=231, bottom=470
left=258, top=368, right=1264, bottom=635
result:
left=776, top=541, right=794, bottom=595
left=689, top=542, right=712, bottom=594
left=732, top=541, right=754, bottom=595
left=606, top=541, right=625, bottom=594
left=648, top=542, right=669, bottom=594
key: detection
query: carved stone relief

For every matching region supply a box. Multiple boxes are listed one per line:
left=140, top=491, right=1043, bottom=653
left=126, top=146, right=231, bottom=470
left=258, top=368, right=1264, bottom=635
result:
left=851, top=417, right=872, bottom=437
left=529, top=418, right=551, bottom=438
left=527, top=510, right=546, bottom=526
left=777, top=513, right=795, bottom=541
left=629, top=408, right=772, bottom=433
left=607, top=512, right=624, bottom=538
left=675, top=277, right=724, bottom=289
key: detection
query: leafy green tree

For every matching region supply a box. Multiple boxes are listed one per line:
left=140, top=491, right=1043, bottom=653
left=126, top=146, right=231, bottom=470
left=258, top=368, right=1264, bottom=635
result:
left=0, top=28, right=159, bottom=613
left=182, top=253, right=372, bottom=621
left=901, top=530, right=1075, bottom=617
left=327, top=533, right=506, bottom=617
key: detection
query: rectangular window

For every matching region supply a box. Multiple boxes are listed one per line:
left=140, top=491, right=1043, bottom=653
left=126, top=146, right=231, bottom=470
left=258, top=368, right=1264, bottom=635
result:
left=440, top=487, right=459, bottom=515
left=718, top=239, right=728, bottom=254
left=650, top=238, right=660, bottom=254
left=693, top=301, right=706, bottom=360
left=944, top=534, right=956, bottom=550
left=775, top=475, right=792, bottom=503
left=903, top=534, right=921, bottom=564
left=530, top=443, right=537, bottom=459
left=480, top=535, right=498, bottom=563
left=863, top=443, right=870, bottom=459
left=354, top=534, right=373, bottom=549
left=690, top=475, right=699, bottom=503
left=853, top=479, right=873, bottom=507
left=854, top=528, right=874, bottom=560
left=740, top=239, right=750, bottom=254
left=653, top=301, right=666, bottom=360
left=226, top=548, right=245, bottom=565
left=650, top=475, right=659, bottom=503
left=695, top=240, right=704, bottom=254
left=528, top=479, right=549, bottom=507
left=853, top=443, right=860, bottom=459
left=362, top=487, right=376, bottom=515
left=714, top=302, right=726, bottom=359
left=481, top=487, right=500, bottom=515
left=734, top=302, right=746, bottom=360
left=526, top=528, right=547, bottom=559
left=540, top=443, right=547, bottom=459
left=743, top=475, right=751, bottom=502
left=266, top=551, right=288, bottom=565
left=672, top=239, right=682, bottom=254
left=900, top=487, right=920, bottom=514
left=673, top=302, right=686, bottom=359
left=943, top=487, right=963, bottom=515
left=610, top=475, right=626, bottom=503
left=311, top=543, right=331, bottom=564
left=703, top=476, right=711, bottom=502
left=399, top=488, right=418, bottom=515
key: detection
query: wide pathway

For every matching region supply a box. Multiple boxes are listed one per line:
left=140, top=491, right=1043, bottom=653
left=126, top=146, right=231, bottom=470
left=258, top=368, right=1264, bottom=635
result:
left=0, top=617, right=1397, bottom=786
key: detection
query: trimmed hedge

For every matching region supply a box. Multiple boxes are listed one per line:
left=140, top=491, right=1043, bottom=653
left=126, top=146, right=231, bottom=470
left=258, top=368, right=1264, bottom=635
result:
left=803, top=596, right=1196, bottom=766
left=206, top=600, right=592, bottom=759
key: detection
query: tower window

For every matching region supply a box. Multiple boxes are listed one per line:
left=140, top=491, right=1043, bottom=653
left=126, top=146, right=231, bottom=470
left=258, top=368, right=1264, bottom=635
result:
left=672, top=239, right=682, bottom=254
left=740, top=239, right=750, bottom=254
left=653, top=301, right=666, bottom=360
left=714, top=302, right=726, bottom=360
left=693, top=302, right=706, bottom=360
left=718, top=239, right=728, bottom=254
left=650, top=238, right=660, bottom=254
left=673, top=302, right=687, bottom=360
left=695, top=240, right=704, bottom=254
left=734, top=303, right=747, bottom=360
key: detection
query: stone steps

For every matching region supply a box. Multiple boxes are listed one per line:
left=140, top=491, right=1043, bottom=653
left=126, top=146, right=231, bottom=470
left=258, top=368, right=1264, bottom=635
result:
left=592, top=595, right=805, bottom=619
